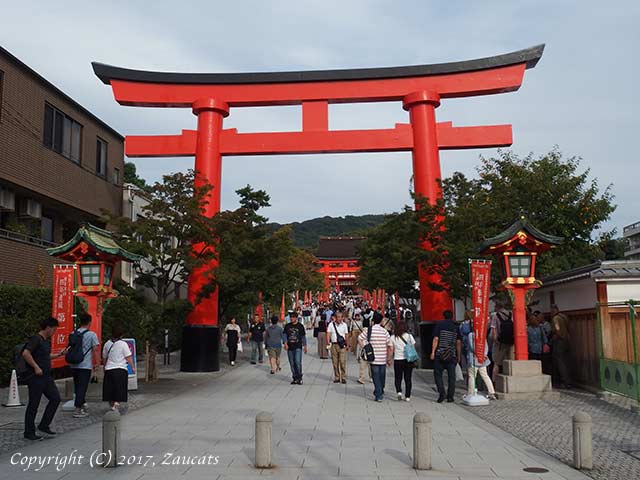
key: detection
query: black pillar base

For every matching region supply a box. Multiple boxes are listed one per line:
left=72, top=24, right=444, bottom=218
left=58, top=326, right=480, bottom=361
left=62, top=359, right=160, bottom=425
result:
left=418, top=321, right=437, bottom=370
left=180, top=325, right=220, bottom=372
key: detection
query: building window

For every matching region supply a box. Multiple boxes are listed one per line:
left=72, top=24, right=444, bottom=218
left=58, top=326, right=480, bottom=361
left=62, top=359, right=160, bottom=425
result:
left=41, top=215, right=54, bottom=243
left=43, top=103, right=82, bottom=163
left=113, top=167, right=120, bottom=185
left=96, top=138, right=107, bottom=176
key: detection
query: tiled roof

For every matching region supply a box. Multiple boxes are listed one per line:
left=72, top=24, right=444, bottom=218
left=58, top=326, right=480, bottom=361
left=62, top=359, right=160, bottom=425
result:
left=47, top=224, right=141, bottom=262
left=316, top=237, right=364, bottom=259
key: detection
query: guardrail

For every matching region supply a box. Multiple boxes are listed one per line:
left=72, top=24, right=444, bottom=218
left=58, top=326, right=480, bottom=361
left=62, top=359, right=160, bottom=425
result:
left=0, top=227, right=59, bottom=248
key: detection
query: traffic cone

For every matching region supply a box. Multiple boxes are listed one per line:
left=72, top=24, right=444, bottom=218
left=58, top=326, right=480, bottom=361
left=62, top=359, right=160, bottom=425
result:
left=2, top=370, right=24, bottom=407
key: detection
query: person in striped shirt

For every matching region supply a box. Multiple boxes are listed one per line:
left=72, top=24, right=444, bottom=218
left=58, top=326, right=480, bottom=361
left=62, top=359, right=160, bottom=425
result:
left=430, top=310, right=462, bottom=403
left=358, top=313, right=393, bottom=401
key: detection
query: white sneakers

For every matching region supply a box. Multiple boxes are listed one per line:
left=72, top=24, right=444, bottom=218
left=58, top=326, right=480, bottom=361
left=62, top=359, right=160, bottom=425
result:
left=397, top=392, right=403, bottom=401
left=405, top=397, right=411, bottom=402
left=73, top=409, right=88, bottom=418
left=231, top=361, right=235, bottom=366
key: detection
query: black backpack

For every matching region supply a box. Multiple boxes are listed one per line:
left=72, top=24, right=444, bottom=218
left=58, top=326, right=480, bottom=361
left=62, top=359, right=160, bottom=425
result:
left=361, top=326, right=376, bottom=362
left=65, top=329, right=89, bottom=364
left=497, top=311, right=514, bottom=345
left=13, top=342, right=31, bottom=383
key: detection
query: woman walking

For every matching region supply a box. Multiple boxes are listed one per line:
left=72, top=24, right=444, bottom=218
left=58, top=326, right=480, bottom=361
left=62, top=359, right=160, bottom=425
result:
left=390, top=321, right=416, bottom=401
left=102, top=325, right=135, bottom=411
left=464, top=329, right=497, bottom=400
left=224, top=317, right=242, bottom=366
left=317, top=315, right=328, bottom=359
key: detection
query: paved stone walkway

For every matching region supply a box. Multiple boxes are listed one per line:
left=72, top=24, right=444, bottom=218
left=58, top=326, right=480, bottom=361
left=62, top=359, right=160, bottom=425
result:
left=437, top=370, right=640, bottom=480
left=0, top=339, right=588, bottom=480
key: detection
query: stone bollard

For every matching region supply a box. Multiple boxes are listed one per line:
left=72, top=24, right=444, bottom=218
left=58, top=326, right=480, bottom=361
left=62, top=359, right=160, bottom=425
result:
left=572, top=412, right=593, bottom=470
left=102, top=410, right=121, bottom=468
left=413, top=412, right=432, bottom=470
left=255, top=411, right=272, bottom=468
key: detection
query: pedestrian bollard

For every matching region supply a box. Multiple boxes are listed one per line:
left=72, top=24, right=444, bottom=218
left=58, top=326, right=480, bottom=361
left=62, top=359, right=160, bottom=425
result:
left=102, top=410, right=121, bottom=468
left=255, top=411, right=272, bottom=468
left=413, top=412, right=432, bottom=470
left=572, top=412, right=593, bottom=470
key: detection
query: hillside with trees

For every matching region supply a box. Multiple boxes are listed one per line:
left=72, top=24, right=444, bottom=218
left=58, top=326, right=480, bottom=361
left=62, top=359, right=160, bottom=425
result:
left=267, top=214, right=385, bottom=249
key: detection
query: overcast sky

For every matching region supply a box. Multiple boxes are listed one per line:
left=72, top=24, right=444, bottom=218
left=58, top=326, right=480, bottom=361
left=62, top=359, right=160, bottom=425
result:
left=2, top=1, right=638, bottom=233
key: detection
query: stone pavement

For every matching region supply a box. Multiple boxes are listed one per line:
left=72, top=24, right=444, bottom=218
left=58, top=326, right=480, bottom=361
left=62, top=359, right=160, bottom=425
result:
left=0, top=338, right=589, bottom=480
left=437, top=370, right=640, bottom=480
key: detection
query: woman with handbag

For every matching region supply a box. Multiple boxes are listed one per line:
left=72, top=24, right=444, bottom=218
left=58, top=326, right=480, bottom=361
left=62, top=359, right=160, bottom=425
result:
left=102, top=325, right=135, bottom=412
left=390, top=321, right=416, bottom=401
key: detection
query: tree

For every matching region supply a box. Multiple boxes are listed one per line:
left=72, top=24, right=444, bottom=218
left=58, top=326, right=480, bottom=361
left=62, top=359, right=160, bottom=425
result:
left=207, top=186, right=322, bottom=320
left=358, top=148, right=617, bottom=300
left=103, top=170, right=217, bottom=305
left=358, top=195, right=446, bottom=298
left=123, top=162, right=151, bottom=192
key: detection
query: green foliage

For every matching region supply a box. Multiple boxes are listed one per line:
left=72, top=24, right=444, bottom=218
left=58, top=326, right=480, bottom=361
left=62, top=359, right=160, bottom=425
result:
left=0, top=284, right=51, bottom=385
left=358, top=148, right=617, bottom=301
left=103, top=170, right=217, bottom=305
left=207, top=186, right=323, bottom=319
left=267, top=214, right=386, bottom=248
left=123, top=162, right=151, bottom=192
left=102, top=292, right=191, bottom=351
left=358, top=196, right=445, bottom=297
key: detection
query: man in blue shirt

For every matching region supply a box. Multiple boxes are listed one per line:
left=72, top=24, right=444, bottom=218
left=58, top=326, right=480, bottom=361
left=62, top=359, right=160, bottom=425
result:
left=69, top=313, right=100, bottom=418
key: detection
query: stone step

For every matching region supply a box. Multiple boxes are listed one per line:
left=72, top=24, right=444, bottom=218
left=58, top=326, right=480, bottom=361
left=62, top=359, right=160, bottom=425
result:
left=503, top=359, right=542, bottom=376
left=496, top=373, right=552, bottom=393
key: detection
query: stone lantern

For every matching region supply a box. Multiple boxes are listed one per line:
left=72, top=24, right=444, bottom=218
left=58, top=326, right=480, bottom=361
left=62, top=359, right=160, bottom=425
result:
left=47, top=224, right=141, bottom=345
left=479, top=214, right=563, bottom=399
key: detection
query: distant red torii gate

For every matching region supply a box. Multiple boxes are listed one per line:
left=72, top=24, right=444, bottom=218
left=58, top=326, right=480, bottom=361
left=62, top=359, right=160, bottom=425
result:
left=93, top=44, right=544, bottom=372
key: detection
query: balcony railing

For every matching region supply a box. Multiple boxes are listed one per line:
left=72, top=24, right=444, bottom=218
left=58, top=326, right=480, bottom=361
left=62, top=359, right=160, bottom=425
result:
left=0, top=227, right=59, bottom=248
left=624, top=221, right=640, bottom=236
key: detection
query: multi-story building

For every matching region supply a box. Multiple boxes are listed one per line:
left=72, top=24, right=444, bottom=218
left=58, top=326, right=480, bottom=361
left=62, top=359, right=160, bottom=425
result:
left=316, top=236, right=363, bottom=295
left=0, top=46, right=124, bottom=288
left=623, top=221, right=640, bottom=260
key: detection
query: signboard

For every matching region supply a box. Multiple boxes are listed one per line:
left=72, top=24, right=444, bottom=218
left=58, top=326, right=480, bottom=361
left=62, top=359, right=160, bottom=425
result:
left=51, top=265, right=75, bottom=368
left=470, top=260, right=492, bottom=364
left=123, top=338, right=138, bottom=391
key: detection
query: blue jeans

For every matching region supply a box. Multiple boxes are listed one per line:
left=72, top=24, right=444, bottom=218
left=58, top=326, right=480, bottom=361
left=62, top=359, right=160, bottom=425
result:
left=251, top=341, right=264, bottom=363
left=287, top=348, right=303, bottom=381
left=370, top=364, right=387, bottom=400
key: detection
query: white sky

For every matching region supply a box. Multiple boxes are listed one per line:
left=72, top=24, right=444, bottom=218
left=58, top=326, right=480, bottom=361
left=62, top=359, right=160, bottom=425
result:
left=1, top=1, right=638, bottom=232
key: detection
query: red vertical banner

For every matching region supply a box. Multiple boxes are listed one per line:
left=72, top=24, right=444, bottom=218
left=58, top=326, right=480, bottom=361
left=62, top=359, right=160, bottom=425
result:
left=470, top=260, right=492, bottom=364
left=51, top=265, right=75, bottom=368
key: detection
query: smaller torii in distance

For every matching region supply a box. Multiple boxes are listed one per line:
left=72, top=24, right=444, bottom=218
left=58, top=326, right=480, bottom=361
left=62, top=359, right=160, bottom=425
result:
left=93, top=44, right=544, bottom=372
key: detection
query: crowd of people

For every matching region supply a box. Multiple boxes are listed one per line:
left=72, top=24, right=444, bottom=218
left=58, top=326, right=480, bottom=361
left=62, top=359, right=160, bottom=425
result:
left=17, top=294, right=573, bottom=442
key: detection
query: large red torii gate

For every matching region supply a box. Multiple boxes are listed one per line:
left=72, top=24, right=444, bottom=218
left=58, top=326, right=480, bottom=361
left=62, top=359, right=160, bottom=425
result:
left=93, top=44, right=544, bottom=371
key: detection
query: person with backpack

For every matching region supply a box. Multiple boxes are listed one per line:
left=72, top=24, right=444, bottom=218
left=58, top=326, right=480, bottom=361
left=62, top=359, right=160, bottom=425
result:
left=489, top=302, right=514, bottom=384
left=430, top=310, right=462, bottom=403
left=102, top=324, right=135, bottom=411
left=390, top=321, right=417, bottom=401
left=21, top=317, right=65, bottom=440
left=67, top=313, right=100, bottom=418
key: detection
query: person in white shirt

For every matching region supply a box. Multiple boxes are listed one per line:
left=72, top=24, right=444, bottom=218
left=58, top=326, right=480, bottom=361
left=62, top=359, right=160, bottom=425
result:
left=327, top=311, right=349, bottom=383
left=358, top=313, right=393, bottom=401
left=102, top=325, right=135, bottom=411
left=390, top=321, right=417, bottom=401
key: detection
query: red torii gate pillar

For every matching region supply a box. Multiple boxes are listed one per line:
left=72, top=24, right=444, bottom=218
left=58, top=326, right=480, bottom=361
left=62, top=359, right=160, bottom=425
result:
left=403, top=91, right=448, bottom=321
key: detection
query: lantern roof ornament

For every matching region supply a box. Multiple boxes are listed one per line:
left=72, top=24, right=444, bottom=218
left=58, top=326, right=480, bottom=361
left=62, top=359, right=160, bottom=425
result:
left=479, top=214, right=564, bottom=254
left=47, top=223, right=141, bottom=263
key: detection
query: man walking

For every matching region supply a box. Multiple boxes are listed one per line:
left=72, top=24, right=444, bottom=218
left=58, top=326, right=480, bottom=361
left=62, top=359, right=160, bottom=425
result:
left=283, top=312, right=307, bottom=384
left=358, top=313, right=392, bottom=401
left=21, top=317, right=65, bottom=440
left=327, top=311, right=349, bottom=383
left=248, top=314, right=266, bottom=364
left=430, top=310, right=462, bottom=403
left=68, top=313, right=100, bottom=418
left=265, top=315, right=283, bottom=374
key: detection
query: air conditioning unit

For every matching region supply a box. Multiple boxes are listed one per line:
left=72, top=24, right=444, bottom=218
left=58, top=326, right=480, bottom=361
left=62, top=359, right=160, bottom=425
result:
left=18, top=198, right=42, bottom=219
left=0, top=187, right=16, bottom=211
